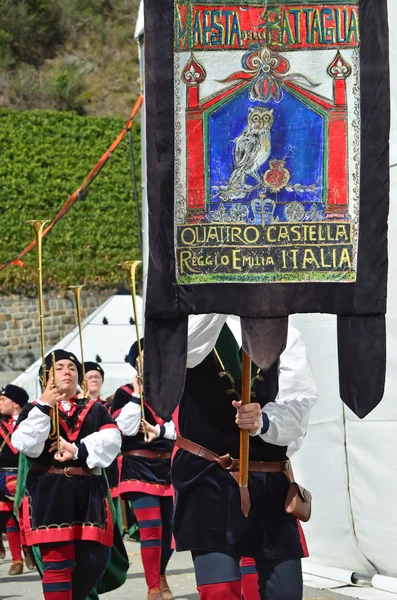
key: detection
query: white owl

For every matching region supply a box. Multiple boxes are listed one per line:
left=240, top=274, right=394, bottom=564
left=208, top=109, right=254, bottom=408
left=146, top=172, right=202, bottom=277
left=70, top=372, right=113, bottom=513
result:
left=220, top=107, right=274, bottom=202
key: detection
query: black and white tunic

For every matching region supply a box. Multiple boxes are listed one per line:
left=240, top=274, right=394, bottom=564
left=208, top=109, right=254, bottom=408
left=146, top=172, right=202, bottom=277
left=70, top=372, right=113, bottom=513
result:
left=111, top=384, right=175, bottom=498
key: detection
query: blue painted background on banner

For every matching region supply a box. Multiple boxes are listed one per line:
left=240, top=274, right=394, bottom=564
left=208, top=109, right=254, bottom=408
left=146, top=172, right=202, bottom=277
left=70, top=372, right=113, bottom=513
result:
left=206, top=87, right=325, bottom=223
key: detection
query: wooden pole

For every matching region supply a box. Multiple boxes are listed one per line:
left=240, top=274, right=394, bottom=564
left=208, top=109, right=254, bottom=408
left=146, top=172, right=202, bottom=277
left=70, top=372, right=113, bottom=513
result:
left=239, top=350, right=252, bottom=516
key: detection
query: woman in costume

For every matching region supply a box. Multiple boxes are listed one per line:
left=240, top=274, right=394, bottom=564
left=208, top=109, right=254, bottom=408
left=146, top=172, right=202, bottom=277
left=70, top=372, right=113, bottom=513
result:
left=83, top=362, right=108, bottom=407
left=12, top=350, right=121, bottom=600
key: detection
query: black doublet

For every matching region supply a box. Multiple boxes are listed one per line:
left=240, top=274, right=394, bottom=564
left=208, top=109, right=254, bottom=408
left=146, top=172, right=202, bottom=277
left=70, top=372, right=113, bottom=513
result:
left=172, top=352, right=304, bottom=559
left=0, top=417, right=19, bottom=510
left=15, top=399, right=117, bottom=546
left=111, top=384, right=173, bottom=496
left=0, top=417, right=18, bottom=469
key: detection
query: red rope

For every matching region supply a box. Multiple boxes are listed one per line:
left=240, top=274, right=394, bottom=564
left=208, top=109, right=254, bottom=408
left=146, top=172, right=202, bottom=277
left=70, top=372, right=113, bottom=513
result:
left=0, top=95, right=144, bottom=272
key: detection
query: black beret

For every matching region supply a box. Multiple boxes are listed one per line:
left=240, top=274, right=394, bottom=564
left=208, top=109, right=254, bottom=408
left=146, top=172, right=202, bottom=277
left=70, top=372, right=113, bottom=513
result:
left=38, top=349, right=83, bottom=385
left=84, top=362, right=105, bottom=380
left=127, top=338, right=144, bottom=368
left=0, top=384, right=29, bottom=407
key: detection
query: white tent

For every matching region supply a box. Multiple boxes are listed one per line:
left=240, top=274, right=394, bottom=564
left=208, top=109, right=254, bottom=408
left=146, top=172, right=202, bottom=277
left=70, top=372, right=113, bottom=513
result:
left=12, top=293, right=142, bottom=401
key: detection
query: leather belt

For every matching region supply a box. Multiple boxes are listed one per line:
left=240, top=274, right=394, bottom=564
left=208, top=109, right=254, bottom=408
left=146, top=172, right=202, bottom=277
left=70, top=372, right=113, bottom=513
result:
left=175, top=435, right=289, bottom=475
left=124, top=449, right=172, bottom=460
left=30, top=464, right=101, bottom=477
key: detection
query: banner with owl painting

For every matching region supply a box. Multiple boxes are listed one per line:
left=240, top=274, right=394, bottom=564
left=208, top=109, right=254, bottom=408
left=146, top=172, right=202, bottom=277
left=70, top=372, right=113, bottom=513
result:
left=174, top=1, right=360, bottom=284
left=143, top=0, right=389, bottom=421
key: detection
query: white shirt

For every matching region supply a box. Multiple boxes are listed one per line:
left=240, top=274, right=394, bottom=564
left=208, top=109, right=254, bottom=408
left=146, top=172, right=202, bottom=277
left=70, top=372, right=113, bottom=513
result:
left=12, top=401, right=121, bottom=469
left=115, top=392, right=177, bottom=440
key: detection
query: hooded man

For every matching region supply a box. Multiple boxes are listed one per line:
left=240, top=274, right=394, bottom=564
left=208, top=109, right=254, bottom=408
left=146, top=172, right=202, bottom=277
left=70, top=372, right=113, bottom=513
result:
left=0, top=384, right=33, bottom=575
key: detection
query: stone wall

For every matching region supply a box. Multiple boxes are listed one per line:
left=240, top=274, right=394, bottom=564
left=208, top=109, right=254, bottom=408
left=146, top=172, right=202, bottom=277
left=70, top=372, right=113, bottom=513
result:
left=0, top=291, right=111, bottom=372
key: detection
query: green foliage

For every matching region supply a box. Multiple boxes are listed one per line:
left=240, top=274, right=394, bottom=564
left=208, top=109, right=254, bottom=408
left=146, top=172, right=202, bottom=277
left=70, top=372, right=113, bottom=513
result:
left=8, top=64, right=43, bottom=108
left=0, top=0, right=141, bottom=117
left=0, top=0, right=64, bottom=66
left=0, top=28, right=15, bottom=69
left=0, top=109, right=142, bottom=294
left=42, top=59, right=84, bottom=113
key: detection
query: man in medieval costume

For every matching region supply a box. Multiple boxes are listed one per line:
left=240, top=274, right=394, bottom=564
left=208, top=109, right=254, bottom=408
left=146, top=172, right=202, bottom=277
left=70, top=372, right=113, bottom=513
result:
left=0, top=384, right=35, bottom=575
left=111, top=341, right=175, bottom=600
left=171, top=315, right=317, bottom=600
left=12, top=350, right=122, bottom=600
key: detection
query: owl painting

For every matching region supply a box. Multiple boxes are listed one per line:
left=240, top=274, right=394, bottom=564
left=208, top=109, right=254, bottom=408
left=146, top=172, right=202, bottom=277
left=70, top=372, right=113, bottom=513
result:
left=219, top=107, right=274, bottom=202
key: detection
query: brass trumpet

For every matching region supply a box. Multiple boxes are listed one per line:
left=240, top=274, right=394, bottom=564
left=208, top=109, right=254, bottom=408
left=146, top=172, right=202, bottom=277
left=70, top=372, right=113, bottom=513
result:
left=27, top=220, right=48, bottom=386
left=27, top=220, right=60, bottom=450
left=69, top=285, right=88, bottom=397
left=49, top=351, right=60, bottom=447
left=120, top=260, right=148, bottom=441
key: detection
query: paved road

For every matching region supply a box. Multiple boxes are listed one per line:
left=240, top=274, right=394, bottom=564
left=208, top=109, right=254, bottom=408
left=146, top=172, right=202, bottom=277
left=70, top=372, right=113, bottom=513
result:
left=0, top=538, right=354, bottom=600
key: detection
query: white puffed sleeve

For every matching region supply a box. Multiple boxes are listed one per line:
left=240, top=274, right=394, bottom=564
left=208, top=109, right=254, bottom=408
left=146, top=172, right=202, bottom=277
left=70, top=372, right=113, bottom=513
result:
left=79, top=428, right=121, bottom=469
left=12, top=403, right=51, bottom=459
left=115, top=401, right=142, bottom=436
left=155, top=420, right=177, bottom=441
left=187, top=314, right=228, bottom=368
left=255, top=326, right=318, bottom=455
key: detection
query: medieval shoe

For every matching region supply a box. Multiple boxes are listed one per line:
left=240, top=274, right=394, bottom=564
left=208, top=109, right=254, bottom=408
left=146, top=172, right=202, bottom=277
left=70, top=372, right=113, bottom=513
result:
left=160, top=574, right=173, bottom=600
left=23, top=546, right=35, bottom=570
left=146, top=588, right=162, bottom=600
left=8, top=561, right=23, bottom=575
left=0, top=537, right=5, bottom=559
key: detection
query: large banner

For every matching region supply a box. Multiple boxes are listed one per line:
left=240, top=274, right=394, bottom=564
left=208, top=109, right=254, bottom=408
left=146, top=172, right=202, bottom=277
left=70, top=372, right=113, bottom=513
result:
left=175, top=1, right=360, bottom=283
left=144, top=0, right=389, bottom=420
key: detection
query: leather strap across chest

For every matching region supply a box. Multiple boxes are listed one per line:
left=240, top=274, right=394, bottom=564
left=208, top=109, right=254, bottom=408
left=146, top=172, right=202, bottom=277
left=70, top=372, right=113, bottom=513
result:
left=0, top=420, right=17, bottom=455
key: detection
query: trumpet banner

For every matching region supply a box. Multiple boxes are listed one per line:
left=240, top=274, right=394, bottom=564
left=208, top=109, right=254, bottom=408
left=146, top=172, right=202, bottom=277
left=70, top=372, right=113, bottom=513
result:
left=144, top=0, right=389, bottom=420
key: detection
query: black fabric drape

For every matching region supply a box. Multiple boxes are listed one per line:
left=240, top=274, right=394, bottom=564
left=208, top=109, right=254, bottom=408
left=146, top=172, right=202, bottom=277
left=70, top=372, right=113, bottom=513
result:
left=144, top=0, right=390, bottom=420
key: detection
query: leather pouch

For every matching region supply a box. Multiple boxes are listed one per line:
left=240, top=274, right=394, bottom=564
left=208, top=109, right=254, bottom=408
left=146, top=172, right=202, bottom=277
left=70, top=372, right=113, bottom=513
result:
left=285, top=481, right=312, bottom=522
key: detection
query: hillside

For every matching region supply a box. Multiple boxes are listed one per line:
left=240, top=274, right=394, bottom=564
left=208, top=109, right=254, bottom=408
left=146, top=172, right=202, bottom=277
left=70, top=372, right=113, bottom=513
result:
left=0, top=0, right=141, bottom=118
